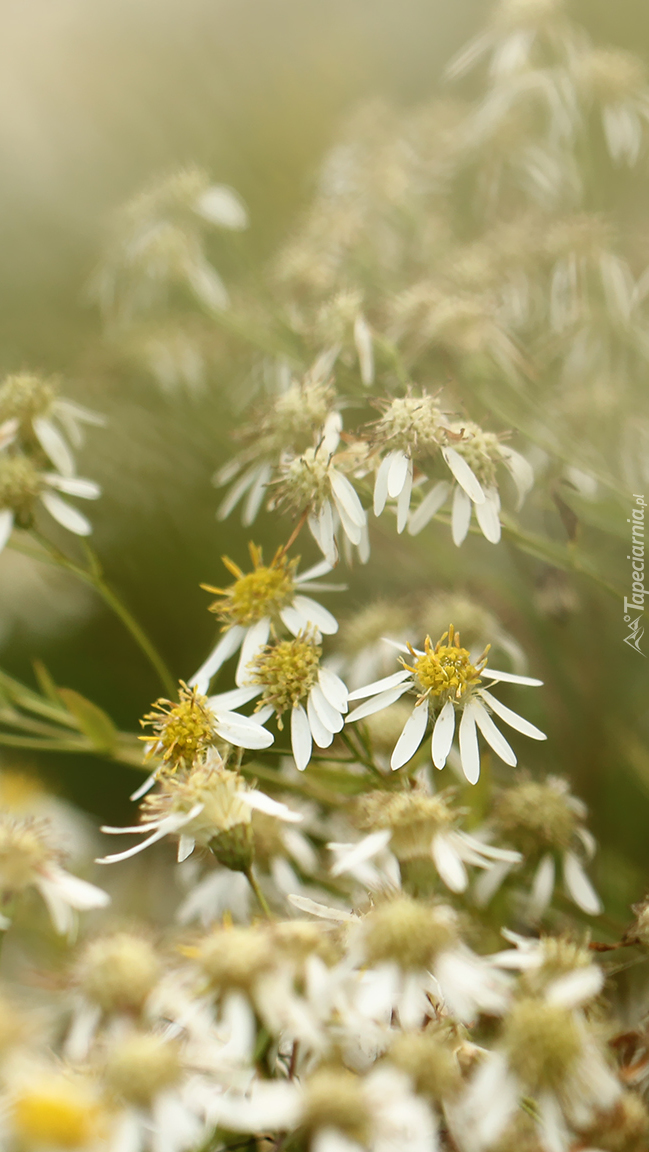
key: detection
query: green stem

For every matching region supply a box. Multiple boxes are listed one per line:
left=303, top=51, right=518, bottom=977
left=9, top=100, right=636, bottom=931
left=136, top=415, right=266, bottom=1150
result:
left=244, top=865, right=273, bottom=919
left=22, top=533, right=176, bottom=697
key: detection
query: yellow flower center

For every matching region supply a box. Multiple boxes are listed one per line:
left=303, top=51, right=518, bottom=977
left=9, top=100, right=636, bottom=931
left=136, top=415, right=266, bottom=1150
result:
left=363, top=897, right=458, bottom=969
left=142, top=759, right=252, bottom=842
left=0, top=372, right=56, bottom=426
left=251, top=634, right=321, bottom=721
left=0, top=818, right=52, bottom=892
left=12, top=1080, right=102, bottom=1149
left=140, top=683, right=215, bottom=767
left=204, top=546, right=297, bottom=627
left=0, top=456, right=43, bottom=518
left=405, top=626, right=487, bottom=702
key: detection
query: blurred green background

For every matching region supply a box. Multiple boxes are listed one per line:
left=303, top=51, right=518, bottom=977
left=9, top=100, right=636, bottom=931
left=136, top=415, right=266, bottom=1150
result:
left=1, top=0, right=648, bottom=926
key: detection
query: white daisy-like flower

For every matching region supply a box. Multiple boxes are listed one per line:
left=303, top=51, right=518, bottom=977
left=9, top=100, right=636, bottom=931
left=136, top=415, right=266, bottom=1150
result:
left=0, top=448, right=101, bottom=553
left=208, top=633, right=349, bottom=772
left=370, top=392, right=449, bottom=535
left=0, top=370, right=105, bottom=478
left=476, top=776, right=602, bottom=917
left=444, top=0, right=570, bottom=84
left=97, top=750, right=302, bottom=865
left=408, top=427, right=534, bottom=546
left=272, top=421, right=368, bottom=566
left=351, top=895, right=511, bottom=1027
left=458, top=979, right=620, bottom=1152
left=209, top=1063, right=439, bottom=1152
left=189, top=544, right=342, bottom=695
left=328, top=787, right=521, bottom=895
left=346, top=625, right=545, bottom=784
left=574, top=46, right=649, bottom=166
left=490, top=930, right=605, bottom=1005
left=0, top=814, right=109, bottom=937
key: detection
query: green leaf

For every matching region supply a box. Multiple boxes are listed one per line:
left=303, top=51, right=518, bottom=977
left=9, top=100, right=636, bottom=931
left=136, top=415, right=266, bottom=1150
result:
left=32, top=660, right=62, bottom=706
left=57, top=688, right=118, bottom=754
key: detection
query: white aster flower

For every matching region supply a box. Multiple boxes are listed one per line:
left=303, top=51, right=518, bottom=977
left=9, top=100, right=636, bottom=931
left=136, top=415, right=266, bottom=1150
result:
left=190, top=543, right=342, bottom=694
left=0, top=814, right=109, bottom=937
left=346, top=625, right=545, bottom=784
left=210, top=1063, right=439, bottom=1152
left=209, top=632, right=349, bottom=772
left=328, top=787, right=521, bottom=895
left=476, top=775, right=602, bottom=917
left=0, top=448, right=101, bottom=554
left=445, top=0, right=571, bottom=83
left=408, top=425, right=534, bottom=546
left=458, top=982, right=620, bottom=1152
left=574, top=47, right=649, bottom=166
left=0, top=370, right=105, bottom=478
left=97, top=750, right=300, bottom=865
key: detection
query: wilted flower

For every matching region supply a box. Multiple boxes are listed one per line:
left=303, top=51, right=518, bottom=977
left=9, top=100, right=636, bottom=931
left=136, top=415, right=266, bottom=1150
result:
left=346, top=625, right=545, bottom=783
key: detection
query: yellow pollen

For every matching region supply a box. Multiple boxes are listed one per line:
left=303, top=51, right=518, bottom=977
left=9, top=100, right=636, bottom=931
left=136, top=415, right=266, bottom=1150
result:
left=203, top=544, right=297, bottom=628
left=404, top=625, right=488, bottom=701
left=140, top=682, right=215, bottom=767
left=250, top=634, right=321, bottom=722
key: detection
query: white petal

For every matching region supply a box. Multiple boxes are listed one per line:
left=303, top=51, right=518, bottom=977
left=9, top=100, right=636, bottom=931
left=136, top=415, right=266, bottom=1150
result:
left=279, top=604, right=309, bottom=636
left=478, top=689, right=546, bottom=739
left=387, top=450, right=410, bottom=498
left=459, top=706, right=481, bottom=784
left=374, top=454, right=392, bottom=516
left=408, top=481, right=450, bottom=535
left=481, top=668, right=543, bottom=686
left=348, top=669, right=412, bottom=700
left=330, top=469, right=366, bottom=527
left=313, top=1129, right=364, bottom=1152
left=500, top=446, right=534, bottom=508
left=432, top=833, right=468, bottom=893
left=213, top=1082, right=302, bottom=1133
left=307, top=692, right=335, bottom=748
left=241, top=790, right=303, bottom=823
left=310, top=684, right=344, bottom=733
left=451, top=484, right=472, bottom=546
left=529, top=853, right=555, bottom=919
left=287, top=893, right=355, bottom=921
left=334, top=497, right=362, bottom=547
left=390, top=700, right=428, bottom=770
left=293, top=594, right=338, bottom=634
left=396, top=458, right=414, bottom=534
left=470, top=699, right=517, bottom=766
left=0, top=509, right=14, bottom=552
left=346, top=683, right=412, bottom=722
left=475, top=486, right=501, bottom=544
left=563, top=852, right=602, bottom=915
left=0, top=417, right=18, bottom=449
left=546, top=965, right=603, bottom=1009
left=42, top=866, right=110, bottom=910
left=130, top=771, right=158, bottom=802
left=431, top=700, right=456, bottom=768
left=235, top=617, right=271, bottom=685
left=242, top=461, right=271, bottom=526
left=44, top=474, right=101, bottom=499
left=329, top=830, right=392, bottom=877
left=195, top=184, right=248, bottom=229
left=354, top=313, right=374, bottom=386
left=34, top=416, right=75, bottom=476
left=214, top=711, right=274, bottom=749
left=291, top=704, right=312, bottom=771
left=189, top=624, right=246, bottom=693
left=442, top=446, right=485, bottom=503
left=41, top=492, right=92, bottom=535
left=217, top=465, right=257, bottom=520
left=473, top=860, right=515, bottom=907
left=207, top=685, right=261, bottom=710
left=177, top=836, right=195, bottom=863
left=313, top=501, right=337, bottom=565
left=453, top=830, right=521, bottom=864
left=318, top=667, right=349, bottom=712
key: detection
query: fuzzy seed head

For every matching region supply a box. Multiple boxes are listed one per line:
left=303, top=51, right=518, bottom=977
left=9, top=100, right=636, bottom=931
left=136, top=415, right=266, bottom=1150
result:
left=267, top=380, right=336, bottom=455
left=104, top=1033, right=181, bottom=1106
left=140, top=683, right=215, bottom=767
left=494, top=779, right=578, bottom=855
left=302, top=1069, right=369, bottom=1144
left=0, top=373, right=57, bottom=427
left=276, top=447, right=333, bottom=512
left=12, top=1076, right=103, bottom=1149
left=77, top=933, right=161, bottom=1014
left=142, top=756, right=252, bottom=846
left=450, top=422, right=502, bottom=488
left=363, top=897, right=458, bottom=968
left=352, top=790, right=454, bottom=860
left=372, top=394, right=446, bottom=459
left=388, top=1029, right=462, bottom=1101
left=197, top=925, right=274, bottom=991
left=0, top=817, right=53, bottom=893
left=251, top=634, right=321, bottom=719
left=0, top=455, right=43, bottom=518
left=502, top=998, right=581, bottom=1090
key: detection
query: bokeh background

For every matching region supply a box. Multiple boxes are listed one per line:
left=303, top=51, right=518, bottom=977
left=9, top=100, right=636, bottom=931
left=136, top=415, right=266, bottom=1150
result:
left=1, top=0, right=648, bottom=928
